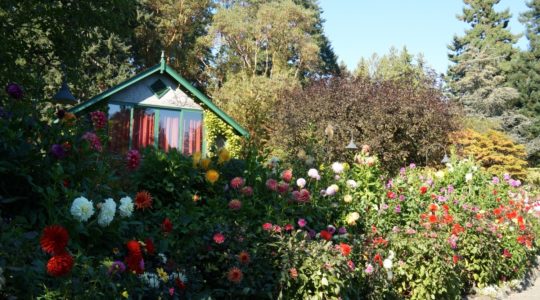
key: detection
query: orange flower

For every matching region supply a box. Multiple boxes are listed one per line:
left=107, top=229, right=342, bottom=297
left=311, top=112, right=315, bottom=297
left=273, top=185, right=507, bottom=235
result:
left=428, top=203, right=438, bottom=212
left=506, top=211, right=517, bottom=220
left=339, top=243, right=352, bottom=256
left=452, top=223, right=464, bottom=235
left=227, top=267, right=243, bottom=284
left=135, top=191, right=153, bottom=210
left=238, top=251, right=250, bottom=264
left=206, top=169, right=220, bottom=184
left=493, top=207, right=502, bottom=215
left=428, top=215, right=438, bottom=223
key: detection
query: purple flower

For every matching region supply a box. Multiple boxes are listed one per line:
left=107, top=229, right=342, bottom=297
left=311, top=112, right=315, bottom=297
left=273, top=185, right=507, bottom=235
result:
left=426, top=179, right=433, bottom=186
left=492, top=176, right=500, bottom=185
left=308, top=229, right=316, bottom=239
left=509, top=179, right=521, bottom=188
left=504, top=173, right=511, bottom=181
left=447, top=185, right=454, bottom=194
left=5, top=83, right=23, bottom=99
left=399, top=167, right=406, bottom=175
left=298, top=218, right=307, bottom=228
left=338, top=227, right=347, bottom=235
left=108, top=261, right=126, bottom=274
left=326, top=225, right=336, bottom=234
left=399, top=194, right=405, bottom=201
left=386, top=179, right=393, bottom=189
left=409, top=163, right=416, bottom=169
left=365, top=263, right=374, bottom=274
left=394, top=205, right=401, bottom=213
left=50, top=144, right=66, bottom=159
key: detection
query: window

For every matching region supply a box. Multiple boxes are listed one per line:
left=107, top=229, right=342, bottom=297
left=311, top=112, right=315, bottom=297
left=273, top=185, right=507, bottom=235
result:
left=132, top=107, right=156, bottom=150
left=108, top=104, right=131, bottom=153
left=149, top=79, right=169, bottom=98
left=182, top=111, right=203, bottom=155
left=158, top=109, right=180, bottom=151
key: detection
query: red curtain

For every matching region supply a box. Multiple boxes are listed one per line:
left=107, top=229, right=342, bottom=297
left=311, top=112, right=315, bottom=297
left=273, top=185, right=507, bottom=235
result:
left=133, top=109, right=155, bottom=149
left=108, top=105, right=130, bottom=153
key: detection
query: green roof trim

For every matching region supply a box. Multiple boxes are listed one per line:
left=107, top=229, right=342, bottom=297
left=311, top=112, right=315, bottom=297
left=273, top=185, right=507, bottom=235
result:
left=69, top=62, right=249, bottom=138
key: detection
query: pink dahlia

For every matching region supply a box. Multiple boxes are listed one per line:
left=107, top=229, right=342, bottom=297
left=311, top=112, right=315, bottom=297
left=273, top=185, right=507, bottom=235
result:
left=230, top=177, right=245, bottom=190
left=293, top=189, right=310, bottom=203
left=82, top=132, right=102, bottom=152
left=90, top=111, right=106, bottom=129
left=126, top=149, right=141, bottom=170
left=266, top=179, right=278, bottom=191
left=281, top=169, right=293, bottom=183
left=213, top=232, right=225, bottom=244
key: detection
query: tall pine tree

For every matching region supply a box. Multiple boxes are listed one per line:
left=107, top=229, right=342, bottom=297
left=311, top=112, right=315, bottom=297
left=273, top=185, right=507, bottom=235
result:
left=447, top=0, right=518, bottom=116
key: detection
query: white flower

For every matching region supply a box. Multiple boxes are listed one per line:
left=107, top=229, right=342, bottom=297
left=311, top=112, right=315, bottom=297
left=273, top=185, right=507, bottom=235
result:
left=118, top=196, right=134, bottom=217
left=170, top=272, right=188, bottom=283
left=307, top=168, right=319, bottom=179
left=325, top=184, right=339, bottom=196
left=158, top=253, right=167, bottom=264
left=388, top=250, right=395, bottom=260
left=296, top=178, right=306, bottom=188
left=97, top=198, right=116, bottom=227
left=346, top=179, right=358, bottom=189
left=383, top=258, right=393, bottom=269
left=465, top=173, right=473, bottom=182
left=140, top=272, right=160, bottom=289
left=435, top=171, right=444, bottom=179
left=343, top=194, right=353, bottom=203
left=70, top=196, right=95, bottom=222
left=331, top=162, right=344, bottom=174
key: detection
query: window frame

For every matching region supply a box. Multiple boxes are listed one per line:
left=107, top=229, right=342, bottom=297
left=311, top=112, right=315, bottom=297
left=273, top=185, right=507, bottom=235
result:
left=107, top=101, right=205, bottom=154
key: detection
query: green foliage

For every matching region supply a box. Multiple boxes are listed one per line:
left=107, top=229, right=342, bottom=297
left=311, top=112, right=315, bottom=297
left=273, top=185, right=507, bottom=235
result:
left=450, top=129, right=528, bottom=179
left=204, top=111, right=243, bottom=157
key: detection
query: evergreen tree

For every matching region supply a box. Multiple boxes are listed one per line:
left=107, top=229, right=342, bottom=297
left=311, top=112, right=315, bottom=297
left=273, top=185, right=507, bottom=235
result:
left=447, top=0, right=519, bottom=116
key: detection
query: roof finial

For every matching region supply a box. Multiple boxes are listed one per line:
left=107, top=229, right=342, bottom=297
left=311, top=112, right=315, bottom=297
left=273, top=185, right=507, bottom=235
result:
left=160, top=50, right=166, bottom=73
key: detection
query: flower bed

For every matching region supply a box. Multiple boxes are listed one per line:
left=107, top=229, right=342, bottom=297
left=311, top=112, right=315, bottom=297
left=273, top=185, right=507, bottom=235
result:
left=1, top=84, right=540, bottom=299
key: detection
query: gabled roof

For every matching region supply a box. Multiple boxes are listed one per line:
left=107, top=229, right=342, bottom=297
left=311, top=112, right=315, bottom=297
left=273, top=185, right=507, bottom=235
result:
left=69, top=58, right=249, bottom=137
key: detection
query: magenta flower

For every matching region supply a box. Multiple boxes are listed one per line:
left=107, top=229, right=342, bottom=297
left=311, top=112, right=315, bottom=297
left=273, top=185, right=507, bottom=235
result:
left=292, top=189, right=310, bottom=203
left=364, top=263, right=374, bottom=274
left=108, top=261, right=126, bottom=275
left=213, top=232, right=225, bottom=244
left=90, top=111, right=106, bottom=129
left=230, top=177, right=245, bottom=190
left=82, top=132, right=102, bottom=152
left=262, top=223, right=273, bottom=231
left=126, top=149, right=141, bottom=170
left=240, top=186, right=253, bottom=196
left=266, top=179, right=278, bottom=191
left=297, top=218, right=307, bottom=228
left=277, top=182, right=289, bottom=194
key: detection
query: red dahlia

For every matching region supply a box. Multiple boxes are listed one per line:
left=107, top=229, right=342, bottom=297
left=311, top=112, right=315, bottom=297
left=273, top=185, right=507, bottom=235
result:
left=126, top=240, right=142, bottom=257
left=46, top=252, right=74, bottom=277
left=162, top=218, right=173, bottom=233
left=144, top=238, right=155, bottom=255
left=339, top=243, right=352, bottom=256
left=320, top=230, right=333, bottom=241
left=135, top=190, right=153, bottom=210
left=227, top=267, right=243, bottom=284
left=40, top=225, right=69, bottom=255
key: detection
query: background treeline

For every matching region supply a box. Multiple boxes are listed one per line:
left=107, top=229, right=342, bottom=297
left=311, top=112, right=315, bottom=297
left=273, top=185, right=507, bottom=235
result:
left=1, top=0, right=539, bottom=172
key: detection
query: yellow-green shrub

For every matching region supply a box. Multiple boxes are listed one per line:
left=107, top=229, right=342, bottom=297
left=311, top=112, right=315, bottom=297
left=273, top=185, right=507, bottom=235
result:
left=449, top=129, right=528, bottom=179
left=204, top=111, right=243, bottom=157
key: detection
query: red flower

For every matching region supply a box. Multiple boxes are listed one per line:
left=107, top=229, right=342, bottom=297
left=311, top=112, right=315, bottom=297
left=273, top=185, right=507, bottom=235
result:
left=227, top=267, right=243, bottom=284
left=442, top=214, right=454, bottom=224
left=506, top=211, right=517, bottom=220
left=284, top=224, right=294, bottom=231
left=47, top=252, right=74, bottom=277
left=339, top=243, right=352, bottom=256
left=374, top=254, right=382, bottom=266
left=281, top=169, right=293, bottom=183
left=135, top=191, right=153, bottom=210
left=175, top=278, right=186, bottom=290
left=452, top=223, right=464, bottom=235
left=452, top=255, right=459, bottom=264
left=373, top=236, right=388, bottom=247
left=162, top=218, right=173, bottom=233
left=144, top=238, right=155, bottom=255
left=213, top=232, right=225, bottom=244
left=40, top=225, right=69, bottom=255
left=428, top=215, right=438, bottom=223
left=419, top=186, right=428, bottom=195
left=493, top=207, right=502, bottom=216
left=238, top=251, right=250, bottom=264
left=502, top=249, right=512, bottom=258
left=387, top=191, right=396, bottom=199
left=125, top=253, right=144, bottom=274
left=126, top=240, right=141, bottom=257
left=428, top=203, right=438, bottom=212
left=262, top=223, right=273, bottom=231
left=320, top=230, right=333, bottom=241
left=442, top=204, right=449, bottom=212
left=292, top=189, right=311, bottom=203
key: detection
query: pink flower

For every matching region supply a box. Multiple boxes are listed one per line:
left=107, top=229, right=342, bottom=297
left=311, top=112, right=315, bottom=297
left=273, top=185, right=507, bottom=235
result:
left=266, top=179, right=278, bottom=191
left=228, top=199, right=242, bottom=211
left=347, top=260, right=355, bottom=271
left=213, top=233, right=225, bottom=244
left=273, top=225, right=282, bottom=233
left=284, top=224, right=294, bottom=231
left=230, top=177, right=245, bottom=190
left=281, top=169, right=293, bottom=183
left=364, top=263, right=374, bottom=274
left=240, top=186, right=253, bottom=196
left=126, top=149, right=141, bottom=170
left=297, top=218, right=307, bottom=227
left=90, top=111, right=106, bottom=129
left=293, top=189, right=311, bottom=203
left=262, top=223, right=273, bottom=231
left=82, top=132, right=102, bottom=152
left=277, top=182, right=289, bottom=194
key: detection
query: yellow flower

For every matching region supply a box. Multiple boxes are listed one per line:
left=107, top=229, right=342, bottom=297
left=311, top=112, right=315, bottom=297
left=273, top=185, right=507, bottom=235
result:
left=200, top=158, right=211, bottom=170
left=192, top=151, right=202, bottom=167
left=343, top=194, right=353, bottom=203
left=346, top=212, right=360, bottom=225
left=206, top=169, right=220, bottom=184
left=121, top=291, right=129, bottom=298
left=157, top=267, right=169, bottom=282
left=218, top=148, right=230, bottom=164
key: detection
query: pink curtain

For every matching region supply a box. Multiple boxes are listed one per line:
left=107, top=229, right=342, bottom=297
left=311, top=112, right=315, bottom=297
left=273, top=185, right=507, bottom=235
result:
left=183, top=114, right=202, bottom=155
left=158, top=113, right=179, bottom=152
left=133, top=109, right=155, bottom=149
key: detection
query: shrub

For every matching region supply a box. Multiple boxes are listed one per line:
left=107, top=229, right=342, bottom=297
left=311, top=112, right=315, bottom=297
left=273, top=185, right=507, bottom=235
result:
left=449, top=129, right=528, bottom=179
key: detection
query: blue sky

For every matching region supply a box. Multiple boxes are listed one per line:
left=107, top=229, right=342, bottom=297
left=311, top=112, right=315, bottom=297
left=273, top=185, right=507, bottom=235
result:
left=320, top=0, right=529, bottom=74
